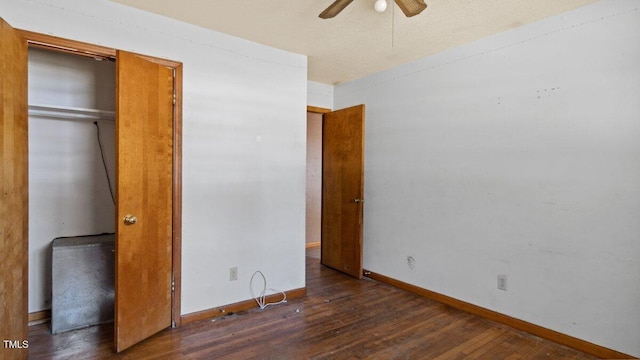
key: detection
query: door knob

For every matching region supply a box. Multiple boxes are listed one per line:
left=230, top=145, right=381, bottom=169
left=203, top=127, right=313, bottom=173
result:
left=353, top=198, right=364, bottom=203
left=123, top=214, right=137, bottom=225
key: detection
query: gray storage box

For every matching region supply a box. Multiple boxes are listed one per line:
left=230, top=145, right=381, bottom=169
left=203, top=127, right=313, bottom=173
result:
left=51, top=234, right=115, bottom=334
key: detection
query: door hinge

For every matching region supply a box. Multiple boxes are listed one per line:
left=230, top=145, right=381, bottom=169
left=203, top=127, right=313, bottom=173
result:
left=172, top=68, right=176, bottom=105
left=171, top=280, right=175, bottom=292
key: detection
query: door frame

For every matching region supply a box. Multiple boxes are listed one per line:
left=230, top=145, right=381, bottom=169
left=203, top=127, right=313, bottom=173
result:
left=18, top=30, right=183, bottom=328
left=307, top=106, right=332, bottom=114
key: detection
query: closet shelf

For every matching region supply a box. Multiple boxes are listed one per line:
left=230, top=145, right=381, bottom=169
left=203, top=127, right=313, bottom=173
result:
left=29, top=104, right=115, bottom=121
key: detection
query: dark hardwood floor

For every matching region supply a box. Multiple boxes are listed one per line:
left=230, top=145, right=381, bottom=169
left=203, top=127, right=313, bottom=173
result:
left=28, top=250, right=596, bottom=359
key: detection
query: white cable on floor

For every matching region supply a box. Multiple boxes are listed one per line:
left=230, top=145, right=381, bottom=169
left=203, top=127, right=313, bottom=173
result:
left=250, top=271, right=287, bottom=310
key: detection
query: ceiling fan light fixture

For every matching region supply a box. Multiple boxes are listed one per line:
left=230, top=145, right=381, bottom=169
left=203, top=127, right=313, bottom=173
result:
left=374, top=0, right=388, bottom=13
left=319, top=0, right=427, bottom=19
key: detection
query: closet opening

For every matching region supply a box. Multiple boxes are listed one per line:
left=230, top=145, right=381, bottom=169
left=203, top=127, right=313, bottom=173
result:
left=27, top=46, right=117, bottom=332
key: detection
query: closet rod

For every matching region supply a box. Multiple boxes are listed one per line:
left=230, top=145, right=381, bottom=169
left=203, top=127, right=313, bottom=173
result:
left=28, top=104, right=115, bottom=121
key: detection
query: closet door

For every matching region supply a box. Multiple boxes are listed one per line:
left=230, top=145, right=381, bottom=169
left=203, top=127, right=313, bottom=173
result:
left=115, top=50, right=174, bottom=352
left=0, top=18, right=28, bottom=360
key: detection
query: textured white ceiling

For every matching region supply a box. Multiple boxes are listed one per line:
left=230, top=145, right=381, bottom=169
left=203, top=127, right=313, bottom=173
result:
left=110, top=0, right=598, bottom=85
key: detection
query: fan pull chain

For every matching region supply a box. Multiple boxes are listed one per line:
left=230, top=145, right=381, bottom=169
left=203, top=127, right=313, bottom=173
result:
left=391, top=1, right=395, bottom=48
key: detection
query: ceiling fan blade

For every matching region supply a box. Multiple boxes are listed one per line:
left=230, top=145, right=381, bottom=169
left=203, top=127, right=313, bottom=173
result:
left=319, top=0, right=355, bottom=19
left=394, top=0, right=427, bottom=17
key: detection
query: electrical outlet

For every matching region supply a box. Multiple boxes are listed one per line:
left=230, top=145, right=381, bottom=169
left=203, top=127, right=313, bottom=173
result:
left=230, top=267, right=238, bottom=281
left=497, top=274, right=507, bottom=291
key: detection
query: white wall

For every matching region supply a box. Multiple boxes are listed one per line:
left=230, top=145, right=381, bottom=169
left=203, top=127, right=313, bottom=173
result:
left=2, top=0, right=307, bottom=316
left=335, top=0, right=640, bottom=356
left=307, top=80, right=333, bottom=109
left=28, top=48, right=116, bottom=312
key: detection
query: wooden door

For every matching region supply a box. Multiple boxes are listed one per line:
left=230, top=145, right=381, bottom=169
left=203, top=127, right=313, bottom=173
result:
left=115, top=50, right=174, bottom=352
left=321, top=105, right=365, bottom=279
left=0, top=18, right=29, bottom=360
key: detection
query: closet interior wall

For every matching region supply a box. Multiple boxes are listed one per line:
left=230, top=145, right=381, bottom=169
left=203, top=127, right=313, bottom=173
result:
left=28, top=47, right=116, bottom=314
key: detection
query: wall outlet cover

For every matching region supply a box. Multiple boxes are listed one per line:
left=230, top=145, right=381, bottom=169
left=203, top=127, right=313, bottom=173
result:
left=497, top=274, right=507, bottom=291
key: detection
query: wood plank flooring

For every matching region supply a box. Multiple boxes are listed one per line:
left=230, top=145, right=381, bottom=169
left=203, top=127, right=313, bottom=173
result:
left=28, top=252, right=597, bottom=359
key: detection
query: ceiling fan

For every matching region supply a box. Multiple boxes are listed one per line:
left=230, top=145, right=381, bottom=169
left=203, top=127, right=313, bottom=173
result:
left=319, top=0, right=427, bottom=19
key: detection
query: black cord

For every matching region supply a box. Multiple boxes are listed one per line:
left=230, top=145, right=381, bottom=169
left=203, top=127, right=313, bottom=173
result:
left=93, top=121, right=116, bottom=205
